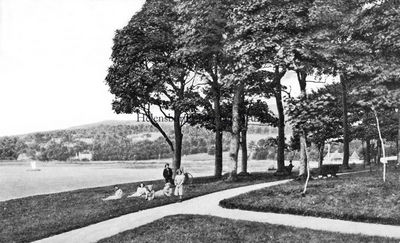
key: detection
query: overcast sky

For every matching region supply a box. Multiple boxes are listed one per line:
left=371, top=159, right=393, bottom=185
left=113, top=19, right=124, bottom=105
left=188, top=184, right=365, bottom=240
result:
left=0, top=0, right=333, bottom=137
left=0, top=0, right=145, bottom=136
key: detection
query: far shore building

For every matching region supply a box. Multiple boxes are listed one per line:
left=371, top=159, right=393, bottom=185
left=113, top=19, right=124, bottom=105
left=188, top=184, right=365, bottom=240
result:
left=17, top=153, right=33, bottom=161
left=69, top=151, right=93, bottom=161
left=350, top=151, right=360, bottom=161
left=324, top=150, right=361, bottom=164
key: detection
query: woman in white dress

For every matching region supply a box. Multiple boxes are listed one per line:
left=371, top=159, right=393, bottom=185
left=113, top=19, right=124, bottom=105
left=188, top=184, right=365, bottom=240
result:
left=174, top=169, right=185, bottom=201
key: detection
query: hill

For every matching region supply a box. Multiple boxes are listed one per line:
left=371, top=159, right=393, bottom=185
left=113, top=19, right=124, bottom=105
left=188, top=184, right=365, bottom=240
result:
left=0, top=120, right=284, bottom=162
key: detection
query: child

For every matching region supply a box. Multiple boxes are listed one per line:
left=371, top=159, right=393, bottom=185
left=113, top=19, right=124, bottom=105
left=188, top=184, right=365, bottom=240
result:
left=174, top=169, right=185, bottom=201
left=127, top=183, right=150, bottom=198
left=102, top=185, right=123, bottom=201
left=147, top=182, right=173, bottom=200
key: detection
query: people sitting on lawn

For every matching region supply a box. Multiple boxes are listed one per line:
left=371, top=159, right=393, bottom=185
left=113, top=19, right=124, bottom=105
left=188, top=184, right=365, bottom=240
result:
left=174, top=169, right=185, bottom=201
left=102, top=185, right=124, bottom=201
left=127, top=183, right=151, bottom=198
left=147, top=182, right=173, bottom=200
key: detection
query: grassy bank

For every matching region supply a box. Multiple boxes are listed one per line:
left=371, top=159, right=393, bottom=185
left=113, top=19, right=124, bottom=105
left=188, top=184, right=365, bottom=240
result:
left=0, top=172, right=292, bottom=242
left=99, top=214, right=397, bottom=243
left=220, top=165, right=400, bottom=225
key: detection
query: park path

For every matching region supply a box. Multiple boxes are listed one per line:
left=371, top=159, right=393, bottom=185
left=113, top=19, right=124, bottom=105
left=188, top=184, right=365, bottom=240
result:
left=35, top=173, right=400, bottom=243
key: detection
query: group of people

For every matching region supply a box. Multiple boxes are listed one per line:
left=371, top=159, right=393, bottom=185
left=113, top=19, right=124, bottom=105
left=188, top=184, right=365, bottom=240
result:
left=102, top=163, right=186, bottom=202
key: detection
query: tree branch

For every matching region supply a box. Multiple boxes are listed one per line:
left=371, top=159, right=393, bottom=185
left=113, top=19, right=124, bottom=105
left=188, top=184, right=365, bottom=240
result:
left=141, top=106, right=174, bottom=152
left=158, top=105, right=174, bottom=120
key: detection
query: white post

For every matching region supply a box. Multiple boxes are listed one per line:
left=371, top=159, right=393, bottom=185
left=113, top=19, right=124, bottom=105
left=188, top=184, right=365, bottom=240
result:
left=302, top=131, right=311, bottom=196
left=372, top=107, right=386, bottom=182
left=30, top=161, right=36, bottom=170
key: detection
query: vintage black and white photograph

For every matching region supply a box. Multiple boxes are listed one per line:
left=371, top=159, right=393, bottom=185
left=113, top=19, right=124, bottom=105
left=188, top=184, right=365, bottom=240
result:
left=0, top=0, right=400, bottom=242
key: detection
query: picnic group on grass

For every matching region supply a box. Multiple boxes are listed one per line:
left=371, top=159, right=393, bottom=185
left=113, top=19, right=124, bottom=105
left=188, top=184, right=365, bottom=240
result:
left=102, top=163, right=185, bottom=202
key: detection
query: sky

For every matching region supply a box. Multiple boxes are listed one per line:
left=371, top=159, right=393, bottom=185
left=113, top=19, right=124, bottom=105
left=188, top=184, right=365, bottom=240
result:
left=0, top=0, right=334, bottom=137
left=0, top=0, right=145, bottom=136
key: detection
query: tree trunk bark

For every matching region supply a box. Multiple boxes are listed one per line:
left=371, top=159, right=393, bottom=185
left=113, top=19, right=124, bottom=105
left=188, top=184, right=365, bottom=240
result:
left=173, top=111, right=183, bottom=177
left=240, top=88, right=248, bottom=174
left=228, top=81, right=244, bottom=180
left=212, top=79, right=223, bottom=178
left=275, top=78, right=285, bottom=173
left=365, top=139, right=371, bottom=165
left=297, top=70, right=308, bottom=177
left=376, top=140, right=381, bottom=164
left=318, top=141, right=325, bottom=169
left=241, top=129, right=248, bottom=174
left=397, top=107, right=400, bottom=165
left=340, top=74, right=350, bottom=169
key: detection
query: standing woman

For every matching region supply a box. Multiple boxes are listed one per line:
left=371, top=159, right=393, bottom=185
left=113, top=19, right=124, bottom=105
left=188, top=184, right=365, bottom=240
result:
left=174, top=169, right=185, bottom=201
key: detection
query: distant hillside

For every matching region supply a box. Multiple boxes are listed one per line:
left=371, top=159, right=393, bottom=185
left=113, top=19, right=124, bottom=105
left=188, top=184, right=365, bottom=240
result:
left=0, top=119, right=287, bottom=162
left=67, top=120, right=154, bottom=130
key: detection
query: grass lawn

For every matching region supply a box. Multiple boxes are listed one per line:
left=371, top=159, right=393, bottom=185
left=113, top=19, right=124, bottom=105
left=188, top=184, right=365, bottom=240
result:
left=0, top=172, right=293, bottom=243
left=220, top=164, right=400, bottom=225
left=98, top=214, right=397, bottom=243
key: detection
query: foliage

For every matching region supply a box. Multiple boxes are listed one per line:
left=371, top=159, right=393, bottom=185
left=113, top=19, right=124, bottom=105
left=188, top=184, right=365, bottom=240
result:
left=105, top=0, right=203, bottom=169
left=0, top=137, right=26, bottom=160
left=0, top=122, right=250, bottom=161
left=287, top=83, right=343, bottom=148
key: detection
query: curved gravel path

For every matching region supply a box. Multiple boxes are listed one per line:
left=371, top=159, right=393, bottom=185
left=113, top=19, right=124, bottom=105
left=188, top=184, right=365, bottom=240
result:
left=35, top=175, right=400, bottom=243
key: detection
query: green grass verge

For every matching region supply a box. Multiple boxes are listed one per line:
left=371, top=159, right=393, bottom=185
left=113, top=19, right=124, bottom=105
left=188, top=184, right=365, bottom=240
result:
left=220, top=165, right=400, bottom=225
left=0, top=172, right=293, bottom=242
left=98, top=214, right=397, bottom=243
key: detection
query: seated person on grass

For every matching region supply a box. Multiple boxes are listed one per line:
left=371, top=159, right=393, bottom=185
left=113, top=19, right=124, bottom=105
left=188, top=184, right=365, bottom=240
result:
left=127, top=183, right=151, bottom=198
left=102, top=185, right=124, bottom=201
left=147, top=182, right=173, bottom=200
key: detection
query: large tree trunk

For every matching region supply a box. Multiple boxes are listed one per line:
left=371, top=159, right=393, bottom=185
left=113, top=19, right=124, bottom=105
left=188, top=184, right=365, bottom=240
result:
left=173, top=111, right=183, bottom=176
left=376, top=140, right=381, bottom=164
left=365, top=139, right=371, bottom=165
left=297, top=71, right=308, bottom=177
left=228, top=81, right=244, bottom=180
left=241, top=129, right=248, bottom=174
left=340, top=74, right=350, bottom=169
left=240, top=89, right=248, bottom=174
left=275, top=77, right=285, bottom=173
left=212, top=80, right=223, bottom=178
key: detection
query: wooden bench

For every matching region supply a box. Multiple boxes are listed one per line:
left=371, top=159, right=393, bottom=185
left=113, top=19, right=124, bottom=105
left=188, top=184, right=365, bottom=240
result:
left=320, top=164, right=340, bottom=177
left=285, top=164, right=294, bottom=174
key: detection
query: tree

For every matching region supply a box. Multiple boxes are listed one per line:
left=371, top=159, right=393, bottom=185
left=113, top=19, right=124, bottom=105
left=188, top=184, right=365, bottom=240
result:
left=287, top=84, right=343, bottom=168
left=343, top=1, right=400, bottom=165
left=105, top=0, right=200, bottom=174
left=228, top=0, right=315, bottom=173
left=0, top=137, right=26, bottom=160
left=308, top=0, right=396, bottom=168
left=174, top=0, right=235, bottom=178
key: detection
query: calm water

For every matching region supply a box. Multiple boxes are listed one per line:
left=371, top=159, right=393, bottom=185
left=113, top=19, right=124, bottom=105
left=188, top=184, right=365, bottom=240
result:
left=0, top=154, right=281, bottom=201
left=0, top=152, right=342, bottom=201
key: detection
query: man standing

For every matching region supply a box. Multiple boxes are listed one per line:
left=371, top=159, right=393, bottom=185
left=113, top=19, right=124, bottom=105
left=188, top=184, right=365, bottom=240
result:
left=163, top=163, right=173, bottom=184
